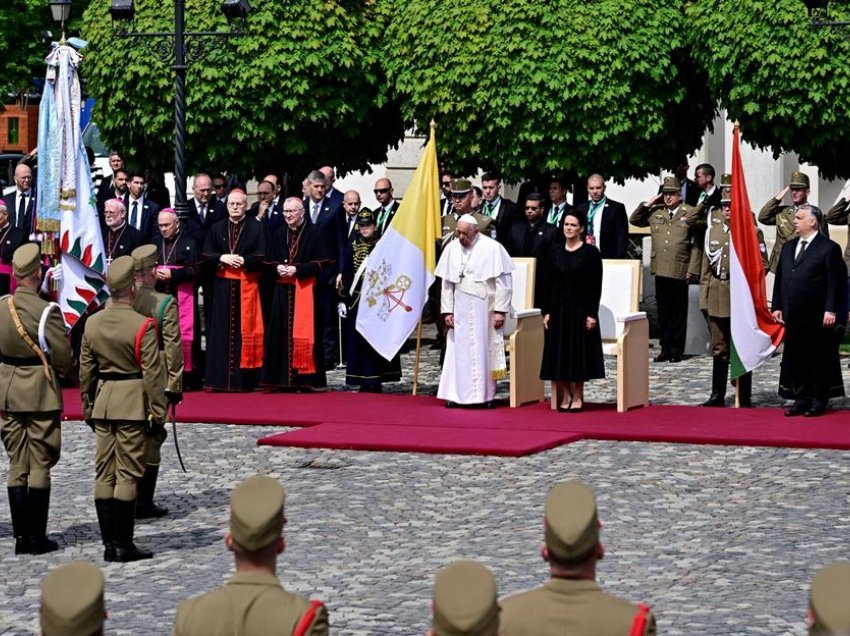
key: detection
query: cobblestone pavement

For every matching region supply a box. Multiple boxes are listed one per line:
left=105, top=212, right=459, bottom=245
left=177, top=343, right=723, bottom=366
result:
left=1, top=325, right=849, bottom=635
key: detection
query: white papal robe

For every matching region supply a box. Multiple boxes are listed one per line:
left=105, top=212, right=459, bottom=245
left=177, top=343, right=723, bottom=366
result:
left=436, top=234, right=513, bottom=405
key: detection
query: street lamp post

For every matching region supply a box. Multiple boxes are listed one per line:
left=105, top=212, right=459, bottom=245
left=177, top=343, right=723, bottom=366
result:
left=108, top=0, right=250, bottom=221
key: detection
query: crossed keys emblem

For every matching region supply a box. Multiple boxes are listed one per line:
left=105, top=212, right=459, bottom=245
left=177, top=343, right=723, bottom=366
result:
left=363, top=259, right=413, bottom=320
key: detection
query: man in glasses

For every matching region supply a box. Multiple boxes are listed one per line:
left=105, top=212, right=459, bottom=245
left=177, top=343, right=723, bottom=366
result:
left=2, top=164, right=36, bottom=234
left=505, top=193, right=558, bottom=306
left=440, top=170, right=454, bottom=216
left=251, top=180, right=282, bottom=233
left=319, top=166, right=344, bottom=216
left=211, top=173, right=228, bottom=205
left=373, top=178, right=399, bottom=237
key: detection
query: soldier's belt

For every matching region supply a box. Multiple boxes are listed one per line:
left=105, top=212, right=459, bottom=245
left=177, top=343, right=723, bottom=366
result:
left=97, top=371, right=143, bottom=381
left=713, top=273, right=729, bottom=281
left=0, top=355, right=43, bottom=366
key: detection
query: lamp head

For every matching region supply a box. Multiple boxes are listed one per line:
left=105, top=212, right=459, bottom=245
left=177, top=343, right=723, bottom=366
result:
left=221, top=0, right=251, bottom=21
left=109, top=0, right=135, bottom=22
left=48, top=0, right=72, bottom=25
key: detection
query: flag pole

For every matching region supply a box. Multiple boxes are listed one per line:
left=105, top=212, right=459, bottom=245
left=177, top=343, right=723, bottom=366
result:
left=412, top=318, right=423, bottom=396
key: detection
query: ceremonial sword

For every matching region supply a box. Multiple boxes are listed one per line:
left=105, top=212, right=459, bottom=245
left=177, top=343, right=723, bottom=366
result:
left=171, top=403, right=187, bottom=473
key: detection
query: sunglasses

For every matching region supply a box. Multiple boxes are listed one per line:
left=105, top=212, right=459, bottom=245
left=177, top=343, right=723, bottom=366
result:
left=373, top=188, right=391, bottom=194
left=524, top=205, right=541, bottom=210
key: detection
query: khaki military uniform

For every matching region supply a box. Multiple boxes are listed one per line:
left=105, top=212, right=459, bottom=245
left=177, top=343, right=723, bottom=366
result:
left=173, top=572, right=329, bottom=636
left=0, top=288, right=73, bottom=488
left=441, top=211, right=495, bottom=247
left=630, top=201, right=705, bottom=360
left=758, top=199, right=825, bottom=273
left=133, top=284, right=183, bottom=466
left=500, top=578, right=655, bottom=636
left=825, top=197, right=850, bottom=272
left=79, top=301, right=167, bottom=502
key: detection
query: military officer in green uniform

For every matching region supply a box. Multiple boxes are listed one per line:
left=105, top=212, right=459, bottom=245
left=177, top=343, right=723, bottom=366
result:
left=808, top=561, right=850, bottom=634
left=40, top=561, right=106, bottom=636
left=80, top=255, right=167, bottom=562
left=500, top=480, right=656, bottom=636
left=758, top=171, right=827, bottom=274
left=630, top=176, right=706, bottom=363
left=131, top=244, right=184, bottom=519
left=430, top=560, right=500, bottom=636
left=173, top=475, right=329, bottom=635
left=699, top=175, right=769, bottom=408
left=0, top=243, right=73, bottom=554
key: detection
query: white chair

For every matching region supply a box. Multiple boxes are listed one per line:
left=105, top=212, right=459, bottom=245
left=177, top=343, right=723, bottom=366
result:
left=549, top=258, right=649, bottom=412
left=504, top=257, right=545, bottom=407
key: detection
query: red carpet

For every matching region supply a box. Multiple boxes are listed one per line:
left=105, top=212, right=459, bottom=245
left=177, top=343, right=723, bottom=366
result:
left=61, top=389, right=850, bottom=457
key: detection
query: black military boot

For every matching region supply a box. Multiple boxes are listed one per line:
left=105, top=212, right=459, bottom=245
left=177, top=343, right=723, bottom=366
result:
left=701, top=357, right=728, bottom=407
left=135, top=465, right=168, bottom=520
left=27, top=488, right=58, bottom=554
left=112, top=499, right=153, bottom=562
left=95, top=498, right=116, bottom=561
left=8, top=487, right=30, bottom=554
left=737, top=372, right=753, bottom=408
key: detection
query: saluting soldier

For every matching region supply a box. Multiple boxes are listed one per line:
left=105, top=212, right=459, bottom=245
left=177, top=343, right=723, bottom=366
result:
left=0, top=244, right=73, bottom=554
left=173, top=475, right=329, bottom=636
left=430, top=560, right=500, bottom=636
left=40, top=561, right=106, bottom=636
left=630, top=176, right=706, bottom=363
left=80, top=255, right=167, bottom=562
left=131, top=244, right=184, bottom=519
left=699, top=175, right=768, bottom=408
left=758, top=171, right=827, bottom=274
left=500, top=480, right=656, bottom=636
left=808, top=561, right=850, bottom=635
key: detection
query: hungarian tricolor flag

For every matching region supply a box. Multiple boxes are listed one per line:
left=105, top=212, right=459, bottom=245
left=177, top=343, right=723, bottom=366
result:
left=729, top=125, right=784, bottom=378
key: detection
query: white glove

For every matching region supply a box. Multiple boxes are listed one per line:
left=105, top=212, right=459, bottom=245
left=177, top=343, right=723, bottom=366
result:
left=337, top=303, right=347, bottom=318
left=48, top=264, right=63, bottom=282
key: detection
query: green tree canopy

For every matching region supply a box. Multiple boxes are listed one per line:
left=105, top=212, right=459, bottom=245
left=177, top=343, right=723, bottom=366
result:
left=381, top=0, right=716, bottom=183
left=1, top=0, right=93, bottom=98
left=79, top=0, right=405, bottom=178
left=687, top=0, right=850, bottom=179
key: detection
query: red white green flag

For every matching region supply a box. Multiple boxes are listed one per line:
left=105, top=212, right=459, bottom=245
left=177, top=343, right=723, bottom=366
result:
left=729, top=125, right=784, bottom=378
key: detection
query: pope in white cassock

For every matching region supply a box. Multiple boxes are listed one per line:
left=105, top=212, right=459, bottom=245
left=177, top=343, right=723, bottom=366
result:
left=436, top=214, right=514, bottom=408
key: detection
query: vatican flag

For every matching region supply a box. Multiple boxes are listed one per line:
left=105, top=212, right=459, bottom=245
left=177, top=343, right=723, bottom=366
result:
left=355, top=123, right=441, bottom=361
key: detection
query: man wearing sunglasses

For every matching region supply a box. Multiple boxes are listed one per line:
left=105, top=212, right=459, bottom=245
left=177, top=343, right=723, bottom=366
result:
left=373, top=178, right=399, bottom=237
left=505, top=193, right=558, bottom=306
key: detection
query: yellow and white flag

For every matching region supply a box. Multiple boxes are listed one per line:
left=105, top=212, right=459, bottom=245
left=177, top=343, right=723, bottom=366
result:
left=355, top=124, right=441, bottom=360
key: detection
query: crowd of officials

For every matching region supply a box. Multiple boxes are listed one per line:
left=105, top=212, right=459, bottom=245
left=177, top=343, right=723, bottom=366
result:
left=0, top=154, right=848, bottom=633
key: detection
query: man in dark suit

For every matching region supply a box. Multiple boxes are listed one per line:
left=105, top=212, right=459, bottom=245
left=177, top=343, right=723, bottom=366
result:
left=102, top=199, right=142, bottom=265
left=340, top=190, right=363, bottom=257
left=319, top=166, right=344, bottom=216
left=123, top=171, right=160, bottom=242
left=440, top=170, right=454, bottom=216
left=95, top=151, right=124, bottom=210
left=505, top=193, right=558, bottom=306
left=373, top=178, right=400, bottom=237
left=481, top=172, right=520, bottom=246
left=545, top=176, right=574, bottom=230
left=250, top=180, right=283, bottom=235
left=772, top=205, right=847, bottom=417
left=574, top=174, right=629, bottom=259
left=2, top=163, right=36, bottom=234
left=694, top=164, right=722, bottom=210
left=184, top=173, right=226, bottom=245
left=671, top=162, right=700, bottom=207
left=304, top=170, right=345, bottom=368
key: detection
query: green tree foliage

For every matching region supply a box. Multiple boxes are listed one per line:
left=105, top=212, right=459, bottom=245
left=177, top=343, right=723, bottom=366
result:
left=0, top=0, right=92, bottom=97
left=79, top=0, right=404, bottom=178
left=381, top=0, right=716, bottom=182
left=687, top=0, right=850, bottom=179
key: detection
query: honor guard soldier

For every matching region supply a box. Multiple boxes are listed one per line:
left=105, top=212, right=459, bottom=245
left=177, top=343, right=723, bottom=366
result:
left=630, top=176, right=706, bottom=363
left=699, top=174, right=768, bottom=407
left=430, top=560, right=500, bottom=636
left=0, top=243, right=73, bottom=554
left=80, top=255, right=167, bottom=562
left=173, top=475, right=329, bottom=636
left=40, top=561, right=106, bottom=636
left=808, top=562, right=850, bottom=635
left=500, top=480, right=656, bottom=636
left=759, top=171, right=827, bottom=274
left=131, top=244, right=184, bottom=519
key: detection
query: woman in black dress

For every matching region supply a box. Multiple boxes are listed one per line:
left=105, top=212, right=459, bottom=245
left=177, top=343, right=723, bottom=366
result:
left=540, top=210, right=604, bottom=412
